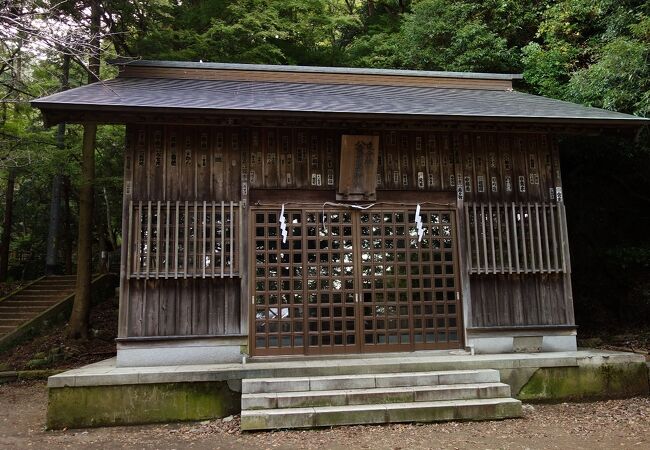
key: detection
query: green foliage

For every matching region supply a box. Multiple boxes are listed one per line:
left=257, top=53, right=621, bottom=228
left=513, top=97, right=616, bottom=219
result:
left=400, top=0, right=518, bottom=72
left=567, top=38, right=649, bottom=115
left=131, top=0, right=362, bottom=66
left=522, top=0, right=649, bottom=115
left=2, top=0, right=649, bottom=330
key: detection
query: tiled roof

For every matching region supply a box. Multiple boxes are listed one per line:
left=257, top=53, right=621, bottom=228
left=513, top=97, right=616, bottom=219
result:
left=32, top=69, right=647, bottom=126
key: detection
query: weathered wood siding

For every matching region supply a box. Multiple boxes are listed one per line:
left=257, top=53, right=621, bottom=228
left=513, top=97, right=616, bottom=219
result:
left=119, top=124, right=573, bottom=339
left=121, top=125, right=245, bottom=338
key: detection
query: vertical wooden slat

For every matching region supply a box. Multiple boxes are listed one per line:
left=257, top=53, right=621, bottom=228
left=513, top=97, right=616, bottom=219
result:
left=519, top=202, right=528, bottom=272
left=527, top=202, right=535, bottom=272
left=126, top=201, right=133, bottom=278
left=164, top=200, right=170, bottom=278
left=174, top=201, right=179, bottom=279
left=221, top=201, right=225, bottom=278
left=146, top=200, right=152, bottom=278
left=472, top=203, right=480, bottom=274
left=194, top=201, right=198, bottom=277
left=480, top=204, right=489, bottom=273
left=211, top=201, right=216, bottom=278
left=496, top=203, right=504, bottom=274
left=202, top=200, right=207, bottom=278
left=464, top=203, right=473, bottom=273
left=184, top=200, right=189, bottom=279
left=155, top=200, right=161, bottom=278
left=535, top=203, right=544, bottom=273
left=230, top=200, right=234, bottom=278
left=542, top=202, right=551, bottom=273
left=488, top=202, right=496, bottom=274
left=550, top=203, right=559, bottom=272
left=558, top=202, right=567, bottom=273
left=511, top=202, right=520, bottom=273
left=504, top=202, right=512, bottom=274
left=135, top=201, right=143, bottom=278
left=238, top=202, right=243, bottom=274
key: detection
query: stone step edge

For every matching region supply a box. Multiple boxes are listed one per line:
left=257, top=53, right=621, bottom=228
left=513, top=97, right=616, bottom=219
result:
left=242, top=382, right=512, bottom=410
left=240, top=397, right=522, bottom=431
left=242, top=369, right=500, bottom=394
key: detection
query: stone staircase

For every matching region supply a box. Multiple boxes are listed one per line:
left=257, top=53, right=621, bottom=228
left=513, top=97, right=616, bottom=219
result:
left=0, top=275, right=77, bottom=339
left=241, top=368, right=522, bottom=430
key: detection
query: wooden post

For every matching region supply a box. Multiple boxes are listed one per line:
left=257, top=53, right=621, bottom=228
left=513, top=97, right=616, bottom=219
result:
left=68, top=123, right=96, bottom=339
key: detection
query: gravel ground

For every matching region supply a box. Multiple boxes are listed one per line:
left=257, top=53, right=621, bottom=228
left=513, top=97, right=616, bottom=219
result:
left=1, top=381, right=649, bottom=450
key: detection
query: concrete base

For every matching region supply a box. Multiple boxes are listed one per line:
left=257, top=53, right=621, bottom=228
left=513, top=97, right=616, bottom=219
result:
left=467, top=329, right=578, bottom=354
left=116, top=336, right=246, bottom=367
left=46, top=350, right=649, bottom=429
left=47, top=381, right=240, bottom=429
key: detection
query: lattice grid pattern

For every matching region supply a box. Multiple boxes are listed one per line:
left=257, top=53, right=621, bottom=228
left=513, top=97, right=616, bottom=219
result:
left=251, top=206, right=462, bottom=356
left=359, top=210, right=460, bottom=351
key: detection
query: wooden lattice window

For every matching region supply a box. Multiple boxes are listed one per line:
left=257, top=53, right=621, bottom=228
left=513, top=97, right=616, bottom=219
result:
left=465, top=202, right=569, bottom=274
left=127, top=200, right=241, bottom=279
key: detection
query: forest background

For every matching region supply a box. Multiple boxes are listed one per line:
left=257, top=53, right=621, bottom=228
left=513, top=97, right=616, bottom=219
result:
left=1, top=0, right=649, bottom=335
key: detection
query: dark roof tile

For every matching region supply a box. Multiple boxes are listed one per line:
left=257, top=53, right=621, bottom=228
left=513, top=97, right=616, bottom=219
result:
left=32, top=77, right=648, bottom=124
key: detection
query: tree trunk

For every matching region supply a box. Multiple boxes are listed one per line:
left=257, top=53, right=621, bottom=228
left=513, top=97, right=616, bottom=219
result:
left=368, top=0, right=375, bottom=16
left=103, top=187, right=116, bottom=250
left=68, top=123, right=96, bottom=339
left=45, top=175, right=62, bottom=274
left=45, top=54, right=71, bottom=275
left=68, top=2, right=101, bottom=339
left=62, top=176, right=73, bottom=274
left=88, top=1, right=101, bottom=83
left=0, top=170, right=16, bottom=281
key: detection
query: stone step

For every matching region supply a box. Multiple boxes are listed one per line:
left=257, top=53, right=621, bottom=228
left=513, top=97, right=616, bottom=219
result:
left=16, top=289, right=70, bottom=294
left=242, top=369, right=500, bottom=394
left=24, top=285, right=75, bottom=291
left=10, top=295, right=66, bottom=301
left=9, top=292, right=65, bottom=298
left=1, top=300, right=58, bottom=307
left=33, top=283, right=75, bottom=289
left=0, top=318, right=26, bottom=327
left=240, top=397, right=522, bottom=431
left=0, top=305, right=46, bottom=312
left=242, top=382, right=512, bottom=410
left=0, top=311, right=32, bottom=317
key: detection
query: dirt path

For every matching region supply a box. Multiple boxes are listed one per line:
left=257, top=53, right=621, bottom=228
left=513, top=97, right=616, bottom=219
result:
left=1, top=381, right=649, bottom=450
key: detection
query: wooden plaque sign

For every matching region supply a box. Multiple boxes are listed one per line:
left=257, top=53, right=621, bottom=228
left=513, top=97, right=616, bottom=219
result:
left=337, top=135, right=380, bottom=201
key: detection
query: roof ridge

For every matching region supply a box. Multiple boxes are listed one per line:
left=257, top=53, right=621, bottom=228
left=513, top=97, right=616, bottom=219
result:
left=109, top=58, right=523, bottom=82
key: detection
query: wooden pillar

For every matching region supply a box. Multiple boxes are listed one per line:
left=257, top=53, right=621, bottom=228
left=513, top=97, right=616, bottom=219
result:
left=68, top=123, right=97, bottom=339
left=453, top=132, right=473, bottom=346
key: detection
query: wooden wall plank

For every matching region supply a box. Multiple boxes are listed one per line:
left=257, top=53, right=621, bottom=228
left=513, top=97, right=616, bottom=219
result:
left=144, top=279, right=158, bottom=336
left=161, top=279, right=176, bottom=335
left=197, top=131, right=211, bottom=199
left=133, top=127, right=148, bottom=200
left=181, top=128, right=196, bottom=199
left=122, top=125, right=570, bottom=338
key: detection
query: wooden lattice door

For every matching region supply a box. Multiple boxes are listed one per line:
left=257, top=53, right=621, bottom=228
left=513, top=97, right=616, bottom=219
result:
left=358, top=209, right=461, bottom=352
left=250, top=206, right=462, bottom=356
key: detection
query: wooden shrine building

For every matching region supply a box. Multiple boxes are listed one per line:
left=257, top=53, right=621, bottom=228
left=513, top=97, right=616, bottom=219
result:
left=32, top=60, right=648, bottom=366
